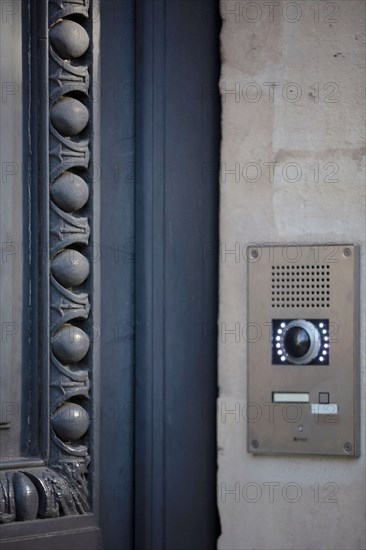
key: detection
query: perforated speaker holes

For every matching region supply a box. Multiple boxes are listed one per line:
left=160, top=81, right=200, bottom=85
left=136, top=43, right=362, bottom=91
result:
left=271, top=265, right=330, bottom=309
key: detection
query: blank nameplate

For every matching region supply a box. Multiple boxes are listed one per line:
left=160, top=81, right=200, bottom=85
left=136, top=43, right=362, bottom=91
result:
left=272, top=392, right=309, bottom=403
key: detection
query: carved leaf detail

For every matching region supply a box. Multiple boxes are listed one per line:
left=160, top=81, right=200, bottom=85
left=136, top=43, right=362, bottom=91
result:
left=50, top=202, right=90, bottom=256
left=50, top=126, right=90, bottom=181
left=25, top=465, right=89, bottom=518
left=51, top=275, right=90, bottom=331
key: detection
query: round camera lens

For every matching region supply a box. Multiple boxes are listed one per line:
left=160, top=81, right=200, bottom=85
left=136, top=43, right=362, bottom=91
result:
left=283, top=326, right=311, bottom=358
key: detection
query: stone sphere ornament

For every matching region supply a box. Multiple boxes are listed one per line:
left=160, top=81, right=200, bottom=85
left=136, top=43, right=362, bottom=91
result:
left=52, top=402, right=90, bottom=441
left=51, top=171, right=89, bottom=212
left=50, top=19, right=90, bottom=59
left=51, top=249, right=90, bottom=287
left=51, top=324, right=90, bottom=363
left=13, top=473, right=39, bottom=521
left=51, top=96, right=89, bottom=136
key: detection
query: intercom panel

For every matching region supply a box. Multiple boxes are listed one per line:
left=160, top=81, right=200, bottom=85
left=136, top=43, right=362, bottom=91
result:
left=247, top=244, right=359, bottom=457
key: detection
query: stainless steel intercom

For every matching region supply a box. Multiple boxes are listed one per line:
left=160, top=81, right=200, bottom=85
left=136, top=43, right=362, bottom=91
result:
left=247, top=244, right=359, bottom=457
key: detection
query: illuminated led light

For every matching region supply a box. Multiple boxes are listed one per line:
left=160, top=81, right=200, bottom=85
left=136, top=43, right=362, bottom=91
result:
left=277, top=350, right=282, bottom=355
left=276, top=343, right=281, bottom=348
left=319, top=323, right=324, bottom=328
left=280, top=322, right=286, bottom=328
left=322, top=329, right=327, bottom=334
left=277, top=329, right=283, bottom=334
left=281, top=356, right=286, bottom=362
left=319, top=356, right=324, bottom=362
left=324, top=336, right=329, bottom=341
left=276, top=335, right=281, bottom=341
left=324, top=343, right=329, bottom=348
left=322, top=350, right=327, bottom=355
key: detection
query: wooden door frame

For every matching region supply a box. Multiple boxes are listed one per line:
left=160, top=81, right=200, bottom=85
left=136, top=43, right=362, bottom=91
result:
left=0, top=1, right=220, bottom=548
left=135, top=1, right=221, bottom=549
left=1, top=0, right=102, bottom=547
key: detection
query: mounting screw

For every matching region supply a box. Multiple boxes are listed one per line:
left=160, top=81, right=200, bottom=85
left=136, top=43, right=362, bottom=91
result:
left=343, top=247, right=352, bottom=257
left=251, top=439, right=259, bottom=449
left=344, top=442, right=352, bottom=452
left=251, top=249, right=259, bottom=260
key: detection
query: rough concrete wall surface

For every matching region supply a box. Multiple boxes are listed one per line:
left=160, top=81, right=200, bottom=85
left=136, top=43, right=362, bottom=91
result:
left=218, top=1, right=366, bottom=549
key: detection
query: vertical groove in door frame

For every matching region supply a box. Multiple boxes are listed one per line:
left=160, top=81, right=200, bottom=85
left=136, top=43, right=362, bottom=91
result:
left=135, top=0, right=166, bottom=547
left=99, top=1, right=136, bottom=548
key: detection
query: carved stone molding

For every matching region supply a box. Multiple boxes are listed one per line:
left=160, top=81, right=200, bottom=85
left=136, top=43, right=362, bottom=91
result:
left=0, top=0, right=97, bottom=524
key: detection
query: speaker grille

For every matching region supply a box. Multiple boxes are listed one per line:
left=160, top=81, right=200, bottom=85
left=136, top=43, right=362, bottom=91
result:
left=271, top=265, right=330, bottom=308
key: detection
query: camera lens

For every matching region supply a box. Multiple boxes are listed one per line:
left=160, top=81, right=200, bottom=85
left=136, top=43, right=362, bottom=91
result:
left=283, top=326, right=311, bottom=358
left=273, top=320, right=323, bottom=365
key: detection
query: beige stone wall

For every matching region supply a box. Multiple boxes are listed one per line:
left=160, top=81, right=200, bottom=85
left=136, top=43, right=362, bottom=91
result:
left=218, top=1, right=366, bottom=548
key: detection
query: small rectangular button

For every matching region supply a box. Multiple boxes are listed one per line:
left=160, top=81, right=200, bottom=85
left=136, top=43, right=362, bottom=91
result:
left=319, top=392, right=329, bottom=404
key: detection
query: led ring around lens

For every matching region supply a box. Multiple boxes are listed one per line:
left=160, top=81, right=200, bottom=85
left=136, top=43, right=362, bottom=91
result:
left=279, top=320, right=321, bottom=365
